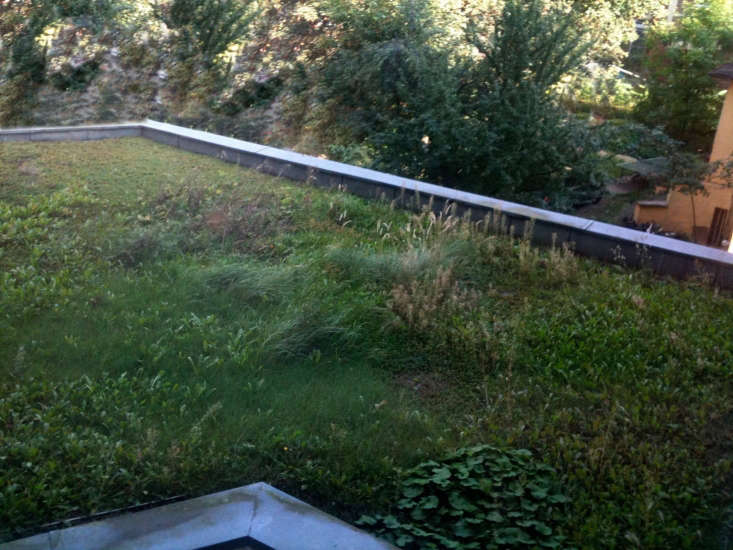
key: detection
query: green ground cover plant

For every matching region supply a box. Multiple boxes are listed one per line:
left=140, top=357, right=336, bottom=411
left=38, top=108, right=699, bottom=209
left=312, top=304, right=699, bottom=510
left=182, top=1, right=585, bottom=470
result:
left=360, top=445, right=571, bottom=549
left=1, top=138, right=732, bottom=549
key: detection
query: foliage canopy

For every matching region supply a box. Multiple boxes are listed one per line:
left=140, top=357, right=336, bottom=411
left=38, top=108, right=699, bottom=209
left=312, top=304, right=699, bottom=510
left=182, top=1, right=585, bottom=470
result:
left=312, top=0, right=605, bottom=209
left=635, top=0, right=733, bottom=146
left=153, top=0, right=257, bottom=63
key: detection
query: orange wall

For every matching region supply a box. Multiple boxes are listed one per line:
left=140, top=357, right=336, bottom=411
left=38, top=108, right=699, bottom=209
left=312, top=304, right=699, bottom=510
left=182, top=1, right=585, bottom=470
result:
left=662, top=182, right=732, bottom=236
left=711, top=82, right=733, bottom=163
left=635, top=186, right=732, bottom=236
left=635, top=82, right=733, bottom=242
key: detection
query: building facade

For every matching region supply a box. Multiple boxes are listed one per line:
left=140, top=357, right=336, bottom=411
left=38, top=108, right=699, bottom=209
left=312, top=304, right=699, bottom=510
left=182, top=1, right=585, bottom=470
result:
left=634, top=63, right=733, bottom=249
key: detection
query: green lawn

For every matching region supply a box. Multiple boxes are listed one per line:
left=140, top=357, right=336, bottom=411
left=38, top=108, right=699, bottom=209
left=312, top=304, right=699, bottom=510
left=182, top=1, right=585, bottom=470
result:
left=1, top=138, right=732, bottom=548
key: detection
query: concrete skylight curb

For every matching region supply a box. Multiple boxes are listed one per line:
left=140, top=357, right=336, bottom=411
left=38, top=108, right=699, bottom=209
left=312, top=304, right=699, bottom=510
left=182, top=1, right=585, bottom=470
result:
left=2, top=482, right=396, bottom=550
left=2, top=120, right=732, bottom=288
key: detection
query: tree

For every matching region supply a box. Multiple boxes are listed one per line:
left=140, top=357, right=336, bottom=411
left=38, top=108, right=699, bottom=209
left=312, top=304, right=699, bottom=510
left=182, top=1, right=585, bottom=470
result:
left=310, top=0, right=605, bottom=209
left=460, top=0, right=600, bottom=201
left=634, top=0, right=733, bottom=148
left=652, top=153, right=733, bottom=242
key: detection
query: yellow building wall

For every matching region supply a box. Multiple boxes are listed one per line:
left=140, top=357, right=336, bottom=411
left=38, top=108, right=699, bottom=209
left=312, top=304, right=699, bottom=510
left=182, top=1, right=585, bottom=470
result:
left=634, top=202, right=669, bottom=227
left=634, top=184, right=732, bottom=237
left=662, top=182, right=733, bottom=237
left=635, top=82, right=733, bottom=243
left=711, top=82, right=733, bottom=163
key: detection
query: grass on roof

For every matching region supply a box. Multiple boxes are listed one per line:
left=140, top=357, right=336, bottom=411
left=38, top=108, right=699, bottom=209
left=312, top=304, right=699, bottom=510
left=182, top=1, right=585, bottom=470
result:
left=1, top=138, right=732, bottom=548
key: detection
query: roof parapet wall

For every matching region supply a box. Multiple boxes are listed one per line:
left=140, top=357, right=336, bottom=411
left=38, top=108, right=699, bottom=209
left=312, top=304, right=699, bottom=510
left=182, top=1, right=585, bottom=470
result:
left=2, top=120, right=732, bottom=288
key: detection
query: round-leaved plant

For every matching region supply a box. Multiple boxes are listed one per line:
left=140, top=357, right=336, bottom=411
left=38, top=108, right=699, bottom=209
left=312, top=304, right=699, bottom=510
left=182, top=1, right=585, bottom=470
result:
left=359, top=445, right=571, bottom=549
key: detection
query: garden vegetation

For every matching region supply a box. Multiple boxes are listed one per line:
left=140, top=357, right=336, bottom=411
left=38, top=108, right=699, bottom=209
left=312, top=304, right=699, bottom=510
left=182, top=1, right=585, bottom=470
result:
left=4, top=0, right=731, bottom=212
left=0, top=139, right=731, bottom=548
left=2, top=0, right=733, bottom=548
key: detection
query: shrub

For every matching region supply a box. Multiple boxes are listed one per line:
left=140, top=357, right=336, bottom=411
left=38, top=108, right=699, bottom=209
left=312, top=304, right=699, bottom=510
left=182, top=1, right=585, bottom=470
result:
left=50, top=0, right=116, bottom=21
left=312, top=0, right=605, bottom=210
left=0, top=0, right=121, bottom=123
left=0, top=4, right=49, bottom=124
left=214, top=75, right=284, bottom=115
left=453, top=0, right=603, bottom=205
left=5, top=27, right=48, bottom=84
left=359, top=445, right=571, bottom=549
left=48, top=60, right=101, bottom=91
left=313, top=0, right=455, bottom=145
left=154, top=0, right=256, bottom=64
left=599, top=120, right=681, bottom=159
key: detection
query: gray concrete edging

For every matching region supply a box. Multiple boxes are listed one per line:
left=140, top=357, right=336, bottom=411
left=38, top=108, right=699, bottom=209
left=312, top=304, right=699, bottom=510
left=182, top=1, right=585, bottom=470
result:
left=2, top=120, right=732, bottom=288
left=1, top=482, right=396, bottom=550
left=0, top=122, right=142, bottom=142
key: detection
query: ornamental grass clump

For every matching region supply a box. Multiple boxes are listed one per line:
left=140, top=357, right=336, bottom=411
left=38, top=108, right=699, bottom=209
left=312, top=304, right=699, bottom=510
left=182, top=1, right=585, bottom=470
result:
left=389, top=267, right=478, bottom=332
